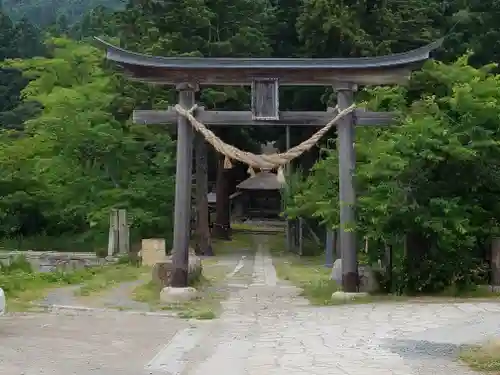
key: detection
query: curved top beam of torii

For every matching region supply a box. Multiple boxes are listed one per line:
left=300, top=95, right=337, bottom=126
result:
left=94, top=37, right=443, bottom=86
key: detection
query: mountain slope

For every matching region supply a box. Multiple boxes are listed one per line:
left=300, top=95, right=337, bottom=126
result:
left=2, top=0, right=126, bottom=26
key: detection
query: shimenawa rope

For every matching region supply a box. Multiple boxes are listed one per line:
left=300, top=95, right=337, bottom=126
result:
left=174, top=103, right=356, bottom=184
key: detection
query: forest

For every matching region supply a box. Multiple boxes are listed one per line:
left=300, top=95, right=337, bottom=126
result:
left=2, top=0, right=500, bottom=295
left=2, top=0, right=126, bottom=27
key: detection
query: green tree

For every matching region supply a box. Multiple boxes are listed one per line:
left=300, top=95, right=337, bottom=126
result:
left=0, top=9, right=16, bottom=59
left=1, top=37, right=177, bottom=244
left=70, top=5, right=118, bottom=40
left=0, top=67, right=42, bottom=130
left=287, top=56, right=500, bottom=294
left=2, top=0, right=126, bottom=27
left=0, top=13, right=45, bottom=130
left=296, top=0, right=444, bottom=58
left=13, top=17, right=47, bottom=58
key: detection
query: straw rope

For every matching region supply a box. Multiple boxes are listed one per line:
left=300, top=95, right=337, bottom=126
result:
left=174, top=103, right=356, bottom=180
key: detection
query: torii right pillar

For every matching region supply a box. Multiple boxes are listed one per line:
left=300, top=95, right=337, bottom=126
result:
left=336, top=83, right=358, bottom=293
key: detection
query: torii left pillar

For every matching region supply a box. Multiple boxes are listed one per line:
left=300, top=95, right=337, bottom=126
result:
left=170, top=83, right=198, bottom=287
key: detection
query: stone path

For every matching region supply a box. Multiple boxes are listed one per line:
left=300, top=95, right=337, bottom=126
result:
left=3, top=234, right=500, bottom=375
left=150, top=235, right=500, bottom=375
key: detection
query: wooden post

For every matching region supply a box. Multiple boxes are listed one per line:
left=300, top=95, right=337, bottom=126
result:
left=335, top=229, right=341, bottom=259
left=170, top=83, right=197, bottom=287
left=285, top=125, right=293, bottom=253
left=491, top=237, right=500, bottom=285
left=385, top=243, right=393, bottom=293
left=117, top=209, right=129, bottom=254
left=337, top=84, right=358, bottom=293
left=213, top=154, right=231, bottom=240
left=298, top=217, right=304, bottom=256
left=107, top=209, right=118, bottom=257
left=195, top=131, right=213, bottom=256
left=124, top=212, right=130, bottom=254
left=325, top=230, right=335, bottom=267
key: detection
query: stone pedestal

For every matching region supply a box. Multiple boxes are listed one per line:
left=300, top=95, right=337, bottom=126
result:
left=160, top=287, right=198, bottom=303
left=141, top=239, right=167, bottom=266
left=330, top=258, right=379, bottom=293
left=331, top=291, right=369, bottom=302
left=0, top=287, right=5, bottom=315
left=152, top=248, right=202, bottom=287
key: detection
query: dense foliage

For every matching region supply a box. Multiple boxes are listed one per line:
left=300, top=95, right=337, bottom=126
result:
left=2, top=0, right=500, bottom=292
left=287, top=57, right=500, bottom=293
left=0, top=37, right=176, bottom=246
left=2, top=0, right=126, bottom=27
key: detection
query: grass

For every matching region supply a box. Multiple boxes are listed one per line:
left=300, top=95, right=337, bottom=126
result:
left=209, top=232, right=255, bottom=255
left=273, top=254, right=340, bottom=305
left=74, top=264, right=150, bottom=297
left=1, top=255, right=146, bottom=311
left=273, top=253, right=500, bottom=306
left=131, top=259, right=231, bottom=319
left=460, top=340, right=500, bottom=372
left=267, top=233, right=500, bottom=306
left=266, top=233, right=338, bottom=305
left=0, top=233, right=108, bottom=253
left=188, top=232, right=254, bottom=258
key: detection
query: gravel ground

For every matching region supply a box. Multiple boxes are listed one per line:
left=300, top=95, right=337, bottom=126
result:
left=0, top=309, right=191, bottom=375
left=39, top=285, right=82, bottom=307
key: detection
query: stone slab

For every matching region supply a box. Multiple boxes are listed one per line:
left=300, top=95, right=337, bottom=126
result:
left=140, top=238, right=167, bottom=266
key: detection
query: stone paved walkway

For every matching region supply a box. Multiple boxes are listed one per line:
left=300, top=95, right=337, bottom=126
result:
left=152, top=235, right=500, bottom=375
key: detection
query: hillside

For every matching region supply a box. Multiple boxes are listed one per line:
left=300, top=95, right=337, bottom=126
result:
left=2, top=0, right=126, bottom=26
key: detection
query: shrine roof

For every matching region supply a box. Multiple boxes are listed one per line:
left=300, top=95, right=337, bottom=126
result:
left=96, top=37, right=442, bottom=69
left=237, top=171, right=283, bottom=191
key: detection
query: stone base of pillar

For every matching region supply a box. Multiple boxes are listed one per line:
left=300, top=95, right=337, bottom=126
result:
left=331, top=291, right=369, bottom=302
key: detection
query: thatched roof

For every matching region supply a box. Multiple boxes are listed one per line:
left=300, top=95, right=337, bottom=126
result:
left=236, top=171, right=283, bottom=191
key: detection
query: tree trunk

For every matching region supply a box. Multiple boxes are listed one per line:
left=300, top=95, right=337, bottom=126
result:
left=213, top=154, right=231, bottom=239
left=491, top=237, right=500, bottom=285
left=195, top=133, right=214, bottom=256
left=404, top=231, right=430, bottom=294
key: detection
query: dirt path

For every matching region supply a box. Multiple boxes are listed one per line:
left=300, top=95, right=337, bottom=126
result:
left=36, top=243, right=256, bottom=314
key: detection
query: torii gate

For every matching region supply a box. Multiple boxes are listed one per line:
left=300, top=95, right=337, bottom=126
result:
left=96, top=37, right=442, bottom=293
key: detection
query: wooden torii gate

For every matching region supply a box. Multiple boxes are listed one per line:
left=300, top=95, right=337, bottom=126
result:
left=96, top=37, right=442, bottom=293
